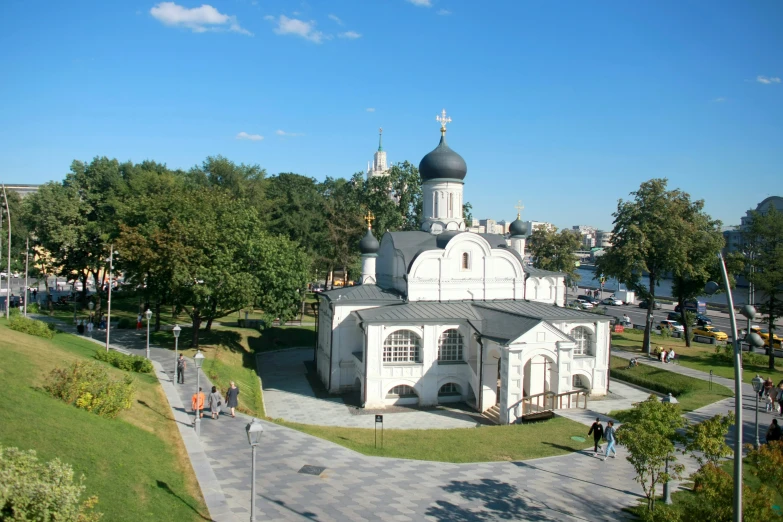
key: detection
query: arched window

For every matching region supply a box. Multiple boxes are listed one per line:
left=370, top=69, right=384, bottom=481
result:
left=383, top=330, right=421, bottom=363
left=438, top=383, right=461, bottom=396
left=438, top=329, right=464, bottom=361
left=570, top=326, right=592, bottom=356
left=449, top=193, right=454, bottom=217
left=386, top=385, right=417, bottom=398
left=462, top=252, right=470, bottom=270
left=572, top=374, right=588, bottom=389
left=433, top=192, right=438, bottom=218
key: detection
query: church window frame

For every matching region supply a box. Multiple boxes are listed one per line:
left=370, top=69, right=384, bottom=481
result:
left=572, top=374, right=588, bottom=389
left=386, top=384, right=418, bottom=398
left=570, top=326, right=592, bottom=356
left=461, top=252, right=470, bottom=271
left=448, top=193, right=454, bottom=218
left=438, top=383, right=461, bottom=396
left=438, top=328, right=464, bottom=362
left=383, top=330, right=422, bottom=363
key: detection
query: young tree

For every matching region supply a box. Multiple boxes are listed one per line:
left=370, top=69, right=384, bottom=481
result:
left=597, top=179, right=699, bottom=355
left=616, top=395, right=685, bottom=512
left=684, top=411, right=734, bottom=467
left=743, top=206, right=783, bottom=369
left=527, top=226, right=582, bottom=287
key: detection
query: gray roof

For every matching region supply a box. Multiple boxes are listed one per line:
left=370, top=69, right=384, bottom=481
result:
left=355, top=301, right=481, bottom=322
left=320, top=284, right=403, bottom=304
left=474, top=300, right=608, bottom=321
left=468, top=306, right=542, bottom=343
left=419, top=135, right=467, bottom=182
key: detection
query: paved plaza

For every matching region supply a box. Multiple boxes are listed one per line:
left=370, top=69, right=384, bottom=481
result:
left=37, top=317, right=767, bottom=521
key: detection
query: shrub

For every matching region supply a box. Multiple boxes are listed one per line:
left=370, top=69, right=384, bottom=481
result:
left=116, top=318, right=132, bottom=329
left=610, top=367, right=694, bottom=396
left=0, top=445, right=102, bottom=522
left=26, top=302, right=40, bottom=314
left=44, top=361, right=135, bottom=419
left=8, top=315, right=55, bottom=339
left=713, top=345, right=767, bottom=367
left=94, top=350, right=153, bottom=374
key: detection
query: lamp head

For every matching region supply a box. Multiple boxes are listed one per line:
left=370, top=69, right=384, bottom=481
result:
left=704, top=281, right=720, bottom=296
left=194, top=350, right=205, bottom=369
left=145, top=308, right=153, bottom=320
left=746, top=332, right=765, bottom=348
left=246, top=418, right=264, bottom=446
left=172, top=324, right=181, bottom=339
left=752, top=374, right=764, bottom=392
left=740, top=304, right=757, bottom=320
left=88, top=302, right=94, bottom=310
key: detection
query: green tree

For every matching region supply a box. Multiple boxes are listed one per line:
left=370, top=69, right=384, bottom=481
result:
left=616, top=395, right=686, bottom=512
left=0, top=188, right=30, bottom=275
left=527, top=225, right=581, bottom=287
left=319, top=177, right=364, bottom=286
left=684, top=411, right=734, bottom=467
left=597, top=179, right=698, bottom=355
left=264, top=173, right=327, bottom=262
left=187, top=155, right=267, bottom=211
left=743, top=206, right=783, bottom=369
left=462, top=201, right=473, bottom=225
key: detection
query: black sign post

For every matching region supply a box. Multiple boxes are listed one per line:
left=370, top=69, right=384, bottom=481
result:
left=375, top=415, right=383, bottom=448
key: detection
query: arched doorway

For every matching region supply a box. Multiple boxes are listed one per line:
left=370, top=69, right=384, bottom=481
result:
left=523, top=353, right=557, bottom=398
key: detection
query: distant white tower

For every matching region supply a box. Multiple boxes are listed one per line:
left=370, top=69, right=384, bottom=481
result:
left=367, top=128, right=388, bottom=179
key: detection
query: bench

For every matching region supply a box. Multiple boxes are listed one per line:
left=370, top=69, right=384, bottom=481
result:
left=518, top=410, right=555, bottom=423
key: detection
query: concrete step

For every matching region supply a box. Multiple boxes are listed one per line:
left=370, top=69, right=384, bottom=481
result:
left=482, top=405, right=500, bottom=424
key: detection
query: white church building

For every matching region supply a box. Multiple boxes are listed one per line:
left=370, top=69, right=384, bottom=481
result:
left=317, top=112, right=611, bottom=424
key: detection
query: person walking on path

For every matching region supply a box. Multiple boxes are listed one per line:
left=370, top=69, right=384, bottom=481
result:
left=208, top=386, right=223, bottom=420
left=776, top=382, right=783, bottom=416
left=767, top=419, right=782, bottom=443
left=191, top=387, right=205, bottom=422
left=603, top=421, right=617, bottom=461
left=225, top=381, right=240, bottom=418
left=136, top=313, right=143, bottom=331
left=588, top=418, right=604, bottom=453
left=176, top=354, right=186, bottom=384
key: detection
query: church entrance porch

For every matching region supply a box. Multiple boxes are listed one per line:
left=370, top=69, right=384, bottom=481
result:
left=498, top=350, right=560, bottom=425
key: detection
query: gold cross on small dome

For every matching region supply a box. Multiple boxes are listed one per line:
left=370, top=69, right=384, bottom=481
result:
left=515, top=200, right=525, bottom=219
left=364, top=210, right=375, bottom=228
left=436, top=109, right=452, bottom=135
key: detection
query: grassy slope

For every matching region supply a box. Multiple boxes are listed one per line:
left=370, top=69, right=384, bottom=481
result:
left=0, top=320, right=208, bottom=522
left=613, top=329, right=783, bottom=385
left=278, top=417, right=593, bottom=463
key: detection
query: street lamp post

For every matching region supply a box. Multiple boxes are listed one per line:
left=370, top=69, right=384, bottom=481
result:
left=705, top=251, right=766, bottom=522
left=145, top=308, right=153, bottom=359
left=661, top=393, right=678, bottom=505
left=194, top=350, right=205, bottom=436
left=2, top=184, right=10, bottom=321
left=752, top=374, right=764, bottom=448
left=88, top=301, right=94, bottom=336
left=23, top=236, right=28, bottom=317
left=105, top=247, right=116, bottom=352
left=246, top=419, right=264, bottom=522
left=173, top=324, right=181, bottom=377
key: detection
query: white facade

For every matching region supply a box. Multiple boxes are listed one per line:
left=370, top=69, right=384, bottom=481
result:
left=367, top=129, right=388, bottom=179
left=421, top=180, right=465, bottom=233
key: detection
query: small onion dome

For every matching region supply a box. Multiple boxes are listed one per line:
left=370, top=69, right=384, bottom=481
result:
left=359, top=227, right=380, bottom=254
left=509, top=218, right=527, bottom=237
left=419, top=135, right=467, bottom=182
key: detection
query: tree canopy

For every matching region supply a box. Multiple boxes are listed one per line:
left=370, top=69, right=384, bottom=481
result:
left=527, top=225, right=581, bottom=287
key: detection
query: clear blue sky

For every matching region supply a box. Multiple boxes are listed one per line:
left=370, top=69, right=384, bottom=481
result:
left=1, top=0, right=781, bottom=230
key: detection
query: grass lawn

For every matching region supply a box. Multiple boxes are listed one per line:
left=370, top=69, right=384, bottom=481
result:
left=277, top=417, right=594, bottom=463
left=0, top=319, right=208, bottom=521
left=608, top=356, right=733, bottom=418
left=613, top=329, right=783, bottom=385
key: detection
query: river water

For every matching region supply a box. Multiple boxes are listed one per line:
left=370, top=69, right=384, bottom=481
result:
left=573, top=266, right=750, bottom=306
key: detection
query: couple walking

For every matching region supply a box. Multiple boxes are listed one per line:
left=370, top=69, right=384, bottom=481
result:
left=588, top=418, right=618, bottom=461
left=191, top=382, right=240, bottom=420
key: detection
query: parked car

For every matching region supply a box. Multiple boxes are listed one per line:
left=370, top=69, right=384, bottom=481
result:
left=750, top=326, right=782, bottom=348
left=692, top=325, right=728, bottom=341
left=638, top=300, right=662, bottom=310
left=666, top=312, right=712, bottom=326
left=571, top=300, right=594, bottom=309
left=601, top=297, right=623, bottom=306
left=659, top=320, right=684, bottom=333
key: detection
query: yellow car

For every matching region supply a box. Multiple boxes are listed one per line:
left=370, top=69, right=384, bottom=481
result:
left=751, top=326, right=782, bottom=347
left=693, top=325, right=728, bottom=341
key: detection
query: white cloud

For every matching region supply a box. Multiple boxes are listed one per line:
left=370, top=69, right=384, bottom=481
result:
left=276, top=129, right=305, bottom=137
left=407, top=0, right=432, bottom=6
left=263, top=14, right=274, bottom=21
left=757, top=75, right=781, bottom=84
left=339, top=31, right=361, bottom=39
left=236, top=132, right=264, bottom=141
left=711, top=97, right=727, bottom=103
left=270, top=15, right=324, bottom=43
left=150, top=2, right=251, bottom=35
left=366, top=108, right=375, bottom=112
left=328, top=14, right=343, bottom=25
left=437, top=9, right=451, bottom=15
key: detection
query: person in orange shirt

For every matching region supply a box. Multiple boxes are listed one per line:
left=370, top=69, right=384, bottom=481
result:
left=191, top=387, right=205, bottom=420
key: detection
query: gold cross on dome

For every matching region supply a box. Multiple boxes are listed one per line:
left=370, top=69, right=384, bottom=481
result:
left=514, top=200, right=525, bottom=219
left=436, top=109, right=452, bottom=135
left=364, top=210, right=375, bottom=228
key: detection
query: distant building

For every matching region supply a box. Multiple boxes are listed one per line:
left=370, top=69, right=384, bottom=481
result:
left=366, top=128, right=389, bottom=179
left=4, top=184, right=40, bottom=198
left=595, top=230, right=613, bottom=248
left=724, top=196, right=783, bottom=252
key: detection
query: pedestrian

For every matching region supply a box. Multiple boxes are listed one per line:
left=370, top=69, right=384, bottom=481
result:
left=136, top=313, right=142, bottom=331
left=191, top=387, right=205, bottom=422
left=225, top=381, right=240, bottom=418
left=777, top=382, right=783, bottom=416
left=588, top=417, right=604, bottom=453
left=99, top=316, right=106, bottom=330
left=764, top=377, right=774, bottom=398
left=767, top=419, right=782, bottom=443
left=766, top=389, right=775, bottom=413
left=176, top=354, right=186, bottom=384
left=603, top=421, right=617, bottom=461
left=86, top=320, right=94, bottom=335
left=759, top=376, right=767, bottom=399
left=208, top=386, right=223, bottom=420
left=660, top=349, right=667, bottom=363
left=32, top=288, right=37, bottom=301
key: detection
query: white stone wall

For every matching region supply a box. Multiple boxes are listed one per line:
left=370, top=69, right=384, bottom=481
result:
left=421, top=180, right=465, bottom=232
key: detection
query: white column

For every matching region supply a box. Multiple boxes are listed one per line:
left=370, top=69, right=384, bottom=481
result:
left=361, top=254, right=377, bottom=284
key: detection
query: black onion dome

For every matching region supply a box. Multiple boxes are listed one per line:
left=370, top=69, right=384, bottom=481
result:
left=359, top=228, right=380, bottom=254
left=509, top=218, right=527, bottom=237
left=419, top=135, right=467, bottom=182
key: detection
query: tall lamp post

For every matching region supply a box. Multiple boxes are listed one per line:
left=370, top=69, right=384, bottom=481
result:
left=145, top=308, right=153, bottom=359
left=1, top=184, right=10, bottom=320
left=194, top=350, right=205, bottom=436
left=88, top=301, right=95, bottom=335
left=23, top=236, right=28, bottom=317
left=173, top=324, right=181, bottom=376
left=752, top=374, right=764, bottom=448
left=105, top=247, right=116, bottom=352
left=661, top=393, right=679, bottom=505
left=705, top=251, right=766, bottom=522
left=246, top=419, right=264, bottom=522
